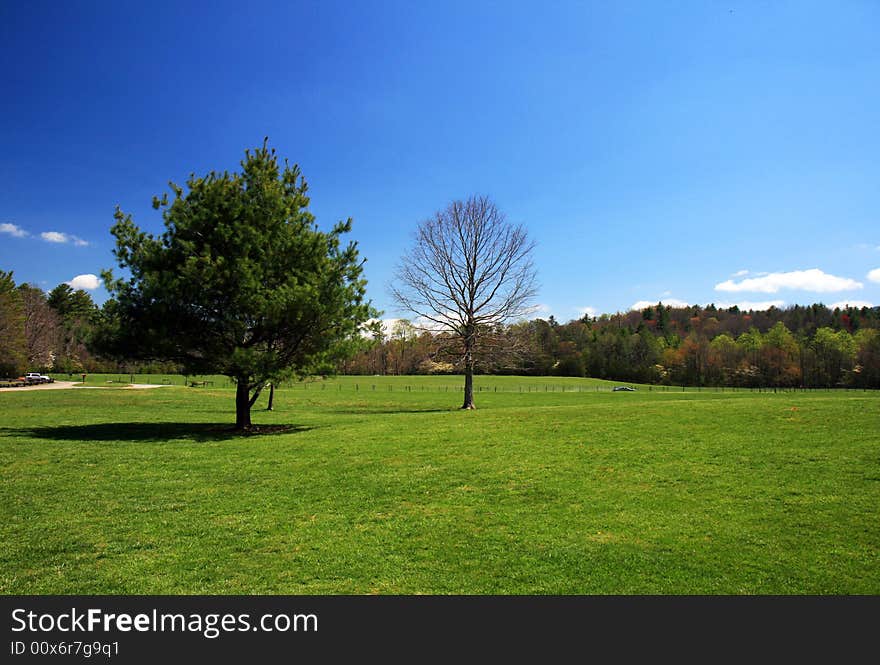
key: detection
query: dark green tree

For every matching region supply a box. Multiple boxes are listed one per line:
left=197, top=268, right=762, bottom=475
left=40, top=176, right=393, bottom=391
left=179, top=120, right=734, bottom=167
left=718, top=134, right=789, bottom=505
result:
left=656, top=301, right=670, bottom=334
left=47, top=284, right=98, bottom=322
left=47, top=283, right=98, bottom=372
left=99, top=140, right=376, bottom=429
left=0, top=270, right=27, bottom=377
left=854, top=329, right=880, bottom=387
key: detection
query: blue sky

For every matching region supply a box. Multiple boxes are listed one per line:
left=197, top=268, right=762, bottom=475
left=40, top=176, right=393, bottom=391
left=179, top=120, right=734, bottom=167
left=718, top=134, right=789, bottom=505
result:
left=2, top=0, right=879, bottom=321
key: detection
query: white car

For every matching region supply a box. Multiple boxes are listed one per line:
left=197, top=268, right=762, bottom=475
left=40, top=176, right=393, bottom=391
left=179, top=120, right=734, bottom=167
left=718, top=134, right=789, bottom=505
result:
left=24, top=372, right=53, bottom=384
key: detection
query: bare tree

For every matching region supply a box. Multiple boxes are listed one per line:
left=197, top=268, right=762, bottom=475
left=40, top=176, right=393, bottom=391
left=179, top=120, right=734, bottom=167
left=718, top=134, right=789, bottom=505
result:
left=19, top=284, right=61, bottom=369
left=391, top=195, right=537, bottom=409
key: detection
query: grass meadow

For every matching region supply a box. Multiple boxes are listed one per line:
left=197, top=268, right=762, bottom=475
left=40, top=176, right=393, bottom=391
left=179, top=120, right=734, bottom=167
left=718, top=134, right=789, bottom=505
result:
left=1, top=375, right=878, bottom=594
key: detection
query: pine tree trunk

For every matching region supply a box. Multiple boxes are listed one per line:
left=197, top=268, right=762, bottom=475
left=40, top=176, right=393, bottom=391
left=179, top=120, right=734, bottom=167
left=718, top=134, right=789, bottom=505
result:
left=235, top=379, right=252, bottom=429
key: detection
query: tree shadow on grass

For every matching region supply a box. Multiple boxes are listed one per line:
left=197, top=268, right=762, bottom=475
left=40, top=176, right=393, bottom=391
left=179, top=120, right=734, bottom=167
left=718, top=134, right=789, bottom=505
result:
left=1, top=422, right=315, bottom=443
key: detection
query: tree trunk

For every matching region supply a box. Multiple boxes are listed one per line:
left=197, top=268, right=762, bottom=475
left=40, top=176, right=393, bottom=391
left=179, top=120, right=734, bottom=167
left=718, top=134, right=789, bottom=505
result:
left=462, top=343, right=475, bottom=410
left=235, top=379, right=252, bottom=429
left=267, top=382, right=274, bottom=411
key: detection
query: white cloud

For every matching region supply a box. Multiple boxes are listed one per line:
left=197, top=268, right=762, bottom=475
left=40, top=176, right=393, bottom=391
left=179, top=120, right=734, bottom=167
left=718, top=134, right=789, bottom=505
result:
left=0, top=222, right=28, bottom=237
left=410, top=316, right=449, bottom=332
left=661, top=299, right=691, bottom=308
left=41, top=231, right=67, bottom=243
left=576, top=306, right=597, bottom=318
left=715, top=269, right=862, bottom=294
left=521, top=303, right=556, bottom=321
left=830, top=300, right=874, bottom=310
left=714, top=300, right=785, bottom=311
left=868, top=268, right=880, bottom=284
left=362, top=318, right=401, bottom=337
left=631, top=298, right=690, bottom=311
left=66, top=274, right=101, bottom=291
left=41, top=231, right=89, bottom=246
left=732, top=269, right=749, bottom=277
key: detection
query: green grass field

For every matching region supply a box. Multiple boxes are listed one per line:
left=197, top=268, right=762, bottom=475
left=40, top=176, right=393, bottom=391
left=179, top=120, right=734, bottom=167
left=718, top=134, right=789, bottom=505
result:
left=1, top=375, right=878, bottom=594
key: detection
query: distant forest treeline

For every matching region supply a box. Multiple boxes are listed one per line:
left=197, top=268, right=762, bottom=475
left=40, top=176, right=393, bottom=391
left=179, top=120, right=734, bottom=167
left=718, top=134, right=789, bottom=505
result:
left=344, top=302, right=880, bottom=389
left=2, top=269, right=879, bottom=388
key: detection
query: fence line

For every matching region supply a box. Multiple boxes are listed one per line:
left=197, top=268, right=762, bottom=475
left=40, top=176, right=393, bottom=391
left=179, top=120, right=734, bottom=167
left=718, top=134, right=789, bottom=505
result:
left=44, top=373, right=879, bottom=395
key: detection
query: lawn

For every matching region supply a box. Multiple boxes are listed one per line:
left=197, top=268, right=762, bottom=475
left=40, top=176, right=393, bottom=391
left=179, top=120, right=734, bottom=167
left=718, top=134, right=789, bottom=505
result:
left=1, top=376, right=878, bottom=594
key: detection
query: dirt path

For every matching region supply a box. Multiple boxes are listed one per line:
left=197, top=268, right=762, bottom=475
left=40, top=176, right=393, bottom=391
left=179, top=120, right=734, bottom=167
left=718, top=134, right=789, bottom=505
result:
left=0, top=381, right=173, bottom=392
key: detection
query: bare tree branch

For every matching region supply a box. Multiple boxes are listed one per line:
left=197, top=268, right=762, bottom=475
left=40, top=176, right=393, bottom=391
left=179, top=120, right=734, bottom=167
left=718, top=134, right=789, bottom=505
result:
left=391, top=195, right=538, bottom=408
